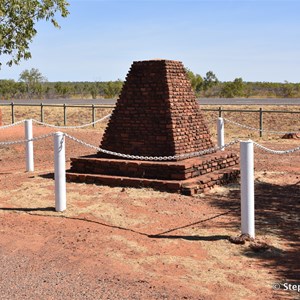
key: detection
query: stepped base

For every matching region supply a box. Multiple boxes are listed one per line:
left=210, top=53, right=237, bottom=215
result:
left=67, top=167, right=239, bottom=195
left=66, top=151, right=240, bottom=195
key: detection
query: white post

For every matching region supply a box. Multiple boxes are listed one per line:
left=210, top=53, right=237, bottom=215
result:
left=25, top=119, right=34, bottom=172
left=240, top=140, right=255, bottom=238
left=217, top=117, right=225, bottom=151
left=54, top=132, right=66, bottom=212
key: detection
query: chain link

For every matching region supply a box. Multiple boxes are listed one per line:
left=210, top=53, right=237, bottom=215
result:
left=64, top=133, right=240, bottom=161
left=2, top=116, right=298, bottom=136
left=253, top=141, right=300, bottom=154
left=0, top=120, right=25, bottom=130
left=65, top=133, right=300, bottom=158
left=0, top=132, right=55, bottom=146
left=32, top=114, right=111, bottom=129
left=1, top=130, right=299, bottom=156
left=223, top=117, right=300, bottom=135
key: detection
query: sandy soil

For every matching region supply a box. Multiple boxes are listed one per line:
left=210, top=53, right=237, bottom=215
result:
left=0, top=124, right=299, bottom=300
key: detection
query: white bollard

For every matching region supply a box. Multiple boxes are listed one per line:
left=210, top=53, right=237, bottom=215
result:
left=25, top=119, right=34, bottom=172
left=240, top=140, right=255, bottom=238
left=217, top=117, right=225, bottom=151
left=54, top=132, right=66, bottom=212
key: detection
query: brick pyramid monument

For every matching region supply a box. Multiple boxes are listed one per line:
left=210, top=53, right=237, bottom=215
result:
left=67, top=59, right=239, bottom=195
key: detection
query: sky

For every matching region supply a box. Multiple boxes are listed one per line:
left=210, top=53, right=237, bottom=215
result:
left=2, top=0, right=300, bottom=83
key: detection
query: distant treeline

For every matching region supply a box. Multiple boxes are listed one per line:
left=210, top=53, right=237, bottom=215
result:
left=203, top=81, right=300, bottom=98
left=186, top=70, right=300, bottom=98
left=1, top=68, right=300, bottom=100
left=0, top=80, right=123, bottom=100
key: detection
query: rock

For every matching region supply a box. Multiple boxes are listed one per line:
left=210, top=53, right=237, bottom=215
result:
left=281, top=133, right=300, bottom=139
left=249, top=241, right=270, bottom=252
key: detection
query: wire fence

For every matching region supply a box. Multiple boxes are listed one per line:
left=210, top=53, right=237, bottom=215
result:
left=223, top=117, right=300, bottom=135
left=0, top=102, right=114, bottom=127
left=1, top=124, right=300, bottom=158
left=1, top=113, right=299, bottom=139
left=32, top=113, right=111, bottom=129
left=0, top=104, right=299, bottom=161
left=202, top=107, right=300, bottom=139
left=1, top=102, right=300, bottom=137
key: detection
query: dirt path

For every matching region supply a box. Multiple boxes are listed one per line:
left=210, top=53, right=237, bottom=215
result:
left=0, top=125, right=299, bottom=299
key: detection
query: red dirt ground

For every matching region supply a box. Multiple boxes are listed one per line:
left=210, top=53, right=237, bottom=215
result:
left=0, top=124, right=299, bottom=300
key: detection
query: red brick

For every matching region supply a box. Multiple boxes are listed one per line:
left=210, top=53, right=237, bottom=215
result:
left=98, top=60, right=215, bottom=161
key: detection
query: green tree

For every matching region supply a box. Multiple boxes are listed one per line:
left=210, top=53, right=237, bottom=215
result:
left=0, top=79, right=15, bottom=99
left=282, top=81, right=296, bottom=98
left=0, top=79, right=26, bottom=99
left=203, top=71, right=219, bottom=92
left=185, top=68, right=203, bottom=93
left=103, top=80, right=123, bottom=98
left=90, top=83, right=98, bottom=99
left=54, top=82, right=72, bottom=98
left=0, top=0, right=69, bottom=68
left=19, top=68, right=47, bottom=97
left=220, top=78, right=245, bottom=98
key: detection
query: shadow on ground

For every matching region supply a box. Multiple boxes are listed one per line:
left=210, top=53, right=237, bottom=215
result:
left=0, top=207, right=55, bottom=212
left=209, top=180, right=300, bottom=282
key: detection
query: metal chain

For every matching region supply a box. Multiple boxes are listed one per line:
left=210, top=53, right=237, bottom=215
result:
left=0, top=132, right=55, bottom=146
left=64, top=133, right=240, bottom=161
left=65, top=133, right=300, bottom=158
left=0, top=120, right=25, bottom=130
left=253, top=141, right=300, bottom=154
left=32, top=113, right=111, bottom=129
left=1, top=130, right=299, bottom=156
left=2, top=116, right=297, bottom=136
left=223, top=117, right=300, bottom=135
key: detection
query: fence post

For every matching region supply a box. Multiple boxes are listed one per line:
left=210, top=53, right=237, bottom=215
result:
left=54, top=132, right=66, bottom=212
left=40, top=103, right=44, bottom=123
left=92, top=104, right=95, bottom=128
left=11, top=102, right=15, bottom=124
left=218, top=106, right=222, bottom=117
left=240, top=140, right=255, bottom=238
left=217, top=117, right=224, bottom=151
left=259, top=108, right=263, bottom=138
left=25, top=119, right=34, bottom=172
left=63, top=103, right=67, bottom=126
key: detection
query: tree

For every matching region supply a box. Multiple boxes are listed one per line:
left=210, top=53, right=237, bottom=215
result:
left=103, top=80, right=123, bottom=98
left=220, top=78, right=245, bottom=98
left=0, top=79, right=15, bottom=98
left=90, top=83, right=98, bottom=99
left=19, top=68, right=47, bottom=97
left=54, top=82, right=72, bottom=98
left=0, top=79, right=26, bottom=99
left=282, top=81, right=296, bottom=98
left=0, top=0, right=69, bottom=68
left=185, top=68, right=203, bottom=94
left=203, top=71, right=219, bottom=92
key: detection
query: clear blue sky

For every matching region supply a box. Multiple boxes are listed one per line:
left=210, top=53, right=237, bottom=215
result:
left=2, top=0, right=300, bottom=83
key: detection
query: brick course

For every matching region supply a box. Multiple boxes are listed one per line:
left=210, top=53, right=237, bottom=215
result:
left=70, top=151, right=239, bottom=181
left=0, top=109, right=2, bottom=126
